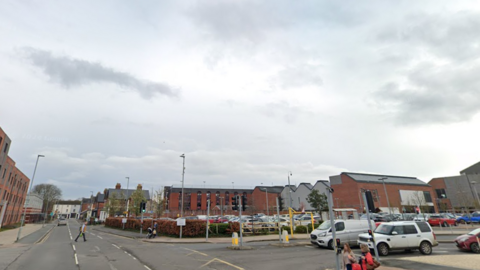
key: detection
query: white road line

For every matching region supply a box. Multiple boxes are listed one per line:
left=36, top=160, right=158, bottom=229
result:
left=74, top=254, right=79, bottom=265
left=132, top=257, right=137, bottom=260
left=72, top=245, right=76, bottom=251
left=98, top=236, right=103, bottom=239
left=95, top=246, right=100, bottom=251
left=112, top=244, right=120, bottom=249
left=91, top=233, right=96, bottom=236
left=144, top=266, right=152, bottom=270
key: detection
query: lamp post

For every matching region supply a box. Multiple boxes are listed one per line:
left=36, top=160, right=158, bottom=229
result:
left=203, top=181, right=206, bottom=189
left=232, top=182, right=234, bottom=190
left=16, top=154, right=44, bottom=242
left=180, top=154, right=185, bottom=239
left=90, top=191, right=94, bottom=221
left=126, top=177, right=130, bottom=217
left=288, top=172, right=292, bottom=209
left=220, top=197, right=224, bottom=216
left=379, top=177, right=391, bottom=215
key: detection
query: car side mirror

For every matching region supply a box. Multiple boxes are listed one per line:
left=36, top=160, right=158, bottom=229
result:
left=391, top=231, right=398, bottom=235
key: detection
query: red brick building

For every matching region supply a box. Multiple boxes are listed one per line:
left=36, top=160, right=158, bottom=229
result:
left=0, top=127, right=31, bottom=228
left=164, top=185, right=283, bottom=217
left=330, top=172, right=438, bottom=214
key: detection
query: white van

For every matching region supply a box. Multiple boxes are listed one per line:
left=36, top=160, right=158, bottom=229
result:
left=310, top=219, right=375, bottom=249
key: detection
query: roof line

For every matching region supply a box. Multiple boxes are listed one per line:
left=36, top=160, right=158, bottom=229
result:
left=342, top=172, right=418, bottom=179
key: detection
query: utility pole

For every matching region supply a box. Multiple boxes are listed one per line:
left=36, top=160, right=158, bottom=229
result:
left=180, top=154, right=185, bottom=239
left=126, top=177, right=130, bottom=217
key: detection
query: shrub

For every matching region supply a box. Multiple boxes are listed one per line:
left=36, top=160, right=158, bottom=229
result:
left=307, top=223, right=320, bottom=232
left=209, top=223, right=230, bottom=235
left=294, top=225, right=307, bottom=234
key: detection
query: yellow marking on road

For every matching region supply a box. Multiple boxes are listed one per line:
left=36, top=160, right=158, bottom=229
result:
left=183, top=247, right=208, bottom=256
left=200, top=258, right=244, bottom=270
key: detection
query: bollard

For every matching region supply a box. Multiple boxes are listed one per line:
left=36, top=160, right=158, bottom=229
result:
left=232, top=232, right=239, bottom=246
left=282, top=230, right=289, bottom=244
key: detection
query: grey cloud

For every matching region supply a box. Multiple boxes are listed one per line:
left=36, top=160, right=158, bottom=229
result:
left=373, top=62, right=480, bottom=125
left=21, top=48, right=178, bottom=99
left=270, top=64, right=323, bottom=90
left=376, top=11, right=480, bottom=61
left=187, top=1, right=290, bottom=43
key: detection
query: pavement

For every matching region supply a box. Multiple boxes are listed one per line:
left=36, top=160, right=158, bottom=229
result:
left=1, top=222, right=478, bottom=270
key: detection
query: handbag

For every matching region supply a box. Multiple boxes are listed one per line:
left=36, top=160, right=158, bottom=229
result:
left=365, top=258, right=381, bottom=270
left=352, top=263, right=362, bottom=270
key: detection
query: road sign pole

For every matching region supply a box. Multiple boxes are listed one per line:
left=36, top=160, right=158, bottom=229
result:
left=206, top=199, right=210, bottom=241
left=239, top=195, right=243, bottom=246
left=276, top=197, right=281, bottom=243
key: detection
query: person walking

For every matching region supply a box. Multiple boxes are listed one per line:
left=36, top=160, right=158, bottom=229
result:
left=342, top=243, right=357, bottom=270
left=75, top=221, right=87, bottom=242
left=153, top=222, right=158, bottom=238
left=359, top=243, right=375, bottom=270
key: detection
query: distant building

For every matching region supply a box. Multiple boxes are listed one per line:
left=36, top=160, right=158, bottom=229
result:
left=24, top=193, right=43, bottom=223
left=53, top=200, right=81, bottom=219
left=0, top=127, right=31, bottom=228
left=429, top=161, right=480, bottom=213
left=330, top=172, right=437, bottom=214
left=104, top=183, right=150, bottom=218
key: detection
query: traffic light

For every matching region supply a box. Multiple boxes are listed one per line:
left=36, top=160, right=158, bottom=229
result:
left=232, top=196, right=238, bottom=210
left=241, top=195, right=247, bottom=211
left=368, top=229, right=373, bottom=238
left=139, top=201, right=146, bottom=213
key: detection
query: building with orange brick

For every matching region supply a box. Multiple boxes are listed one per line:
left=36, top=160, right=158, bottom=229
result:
left=164, top=185, right=283, bottom=218
left=0, top=126, right=31, bottom=228
left=330, top=172, right=437, bottom=214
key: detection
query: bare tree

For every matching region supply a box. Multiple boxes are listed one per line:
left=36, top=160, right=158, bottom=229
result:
left=154, top=188, right=166, bottom=218
left=33, top=184, right=62, bottom=214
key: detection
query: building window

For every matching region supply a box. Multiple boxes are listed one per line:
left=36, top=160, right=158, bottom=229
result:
left=216, top=191, right=220, bottom=205
left=225, top=192, right=230, bottom=205
left=3, top=143, right=8, bottom=153
left=435, top=189, right=447, bottom=198
left=197, top=191, right=202, bottom=207
left=423, top=191, right=433, bottom=203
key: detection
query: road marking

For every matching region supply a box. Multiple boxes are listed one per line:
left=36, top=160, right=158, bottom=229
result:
left=112, top=244, right=121, bottom=249
left=132, top=257, right=137, bottom=260
left=98, top=236, right=103, bottom=239
left=200, top=258, right=244, bottom=270
left=91, top=233, right=95, bottom=236
left=73, top=245, right=76, bottom=251
left=95, top=246, right=100, bottom=251
left=183, top=247, right=208, bottom=256
left=144, top=266, right=152, bottom=270
left=74, top=254, right=79, bottom=265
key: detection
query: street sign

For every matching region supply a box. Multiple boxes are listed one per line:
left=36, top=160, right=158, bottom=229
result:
left=177, top=218, right=185, bottom=226
left=149, top=211, right=153, bottom=214
left=122, top=218, right=127, bottom=224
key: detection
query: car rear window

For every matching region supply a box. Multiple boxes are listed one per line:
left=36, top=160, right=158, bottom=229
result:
left=416, top=222, right=431, bottom=232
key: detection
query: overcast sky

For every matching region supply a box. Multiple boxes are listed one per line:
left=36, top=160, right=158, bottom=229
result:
left=2, top=1, right=480, bottom=200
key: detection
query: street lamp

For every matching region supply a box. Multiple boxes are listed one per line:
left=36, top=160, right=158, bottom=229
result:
left=203, top=181, right=206, bottom=189
left=261, top=183, right=269, bottom=216
left=17, top=154, right=44, bottom=242
left=180, top=153, right=185, bottom=239
left=90, top=191, right=94, bottom=220
left=288, top=172, right=292, bottom=209
left=232, top=182, right=234, bottom=190
left=379, top=177, right=391, bottom=215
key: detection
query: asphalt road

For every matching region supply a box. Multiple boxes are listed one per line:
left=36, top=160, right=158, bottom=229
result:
left=2, top=220, right=478, bottom=270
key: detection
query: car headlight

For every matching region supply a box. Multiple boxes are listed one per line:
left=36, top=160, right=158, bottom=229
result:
left=318, top=232, right=326, bottom=237
left=458, top=237, right=469, bottom=243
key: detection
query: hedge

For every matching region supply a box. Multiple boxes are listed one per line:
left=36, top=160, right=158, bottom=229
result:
left=105, top=218, right=240, bottom=237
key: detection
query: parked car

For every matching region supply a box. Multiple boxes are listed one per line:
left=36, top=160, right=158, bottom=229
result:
left=454, top=228, right=480, bottom=253
left=357, top=221, right=438, bottom=256
left=311, top=219, right=375, bottom=249
left=296, top=216, right=317, bottom=226
left=57, top=217, right=67, bottom=226
left=456, top=212, right=480, bottom=224
left=428, top=214, right=457, bottom=227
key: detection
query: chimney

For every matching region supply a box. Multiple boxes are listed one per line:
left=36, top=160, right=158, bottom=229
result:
left=104, top=188, right=107, bottom=194
left=137, top=184, right=142, bottom=190
left=115, top=183, right=121, bottom=189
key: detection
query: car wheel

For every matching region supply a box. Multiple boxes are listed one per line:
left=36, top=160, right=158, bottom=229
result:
left=460, top=220, right=466, bottom=224
left=471, top=243, right=480, bottom=254
left=419, top=241, right=432, bottom=255
left=328, top=240, right=334, bottom=250
left=443, top=221, right=448, bottom=227
left=377, top=243, right=389, bottom=256
left=454, top=222, right=458, bottom=226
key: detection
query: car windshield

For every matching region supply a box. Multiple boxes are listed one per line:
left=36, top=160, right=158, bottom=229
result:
left=318, top=221, right=331, bottom=230
left=374, top=224, right=393, bottom=235
left=468, top=228, right=480, bottom=235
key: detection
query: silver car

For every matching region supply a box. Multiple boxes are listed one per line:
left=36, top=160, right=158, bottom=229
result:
left=58, top=217, right=67, bottom=226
